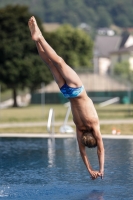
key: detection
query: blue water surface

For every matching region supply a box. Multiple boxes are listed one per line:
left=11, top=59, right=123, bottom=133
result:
left=0, top=137, right=133, bottom=200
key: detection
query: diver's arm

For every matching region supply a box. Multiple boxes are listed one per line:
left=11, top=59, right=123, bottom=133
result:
left=76, top=128, right=101, bottom=180
left=93, top=125, right=105, bottom=179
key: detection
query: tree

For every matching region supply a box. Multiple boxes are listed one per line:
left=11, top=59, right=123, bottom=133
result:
left=114, top=15, right=130, bottom=28
left=1, top=0, right=133, bottom=28
left=97, top=6, right=112, bottom=28
left=114, top=61, right=133, bottom=83
left=0, top=5, right=52, bottom=107
left=45, top=24, right=93, bottom=69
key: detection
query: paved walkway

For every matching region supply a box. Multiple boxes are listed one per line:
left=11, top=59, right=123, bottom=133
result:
left=100, top=119, right=133, bottom=124
left=0, top=119, right=133, bottom=138
left=0, top=119, right=133, bottom=128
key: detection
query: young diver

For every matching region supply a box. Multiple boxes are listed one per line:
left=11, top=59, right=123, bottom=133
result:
left=28, top=16, right=104, bottom=180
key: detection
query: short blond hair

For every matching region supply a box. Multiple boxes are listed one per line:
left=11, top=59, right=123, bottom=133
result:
left=82, top=132, right=97, bottom=148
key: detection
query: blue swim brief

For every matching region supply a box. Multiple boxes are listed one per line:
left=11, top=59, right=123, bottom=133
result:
left=60, top=83, right=84, bottom=98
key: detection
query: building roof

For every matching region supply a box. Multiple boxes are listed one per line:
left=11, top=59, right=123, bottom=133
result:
left=94, top=35, right=122, bottom=57
left=111, top=45, right=133, bottom=54
left=119, top=33, right=130, bottom=48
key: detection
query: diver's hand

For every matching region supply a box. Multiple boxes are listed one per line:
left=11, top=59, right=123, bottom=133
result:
left=90, top=170, right=101, bottom=180
left=99, top=170, right=104, bottom=179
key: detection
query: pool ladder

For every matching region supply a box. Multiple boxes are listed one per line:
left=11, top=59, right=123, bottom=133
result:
left=47, top=108, right=54, bottom=136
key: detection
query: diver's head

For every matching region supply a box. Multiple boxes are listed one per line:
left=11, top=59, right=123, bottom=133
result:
left=82, top=131, right=97, bottom=148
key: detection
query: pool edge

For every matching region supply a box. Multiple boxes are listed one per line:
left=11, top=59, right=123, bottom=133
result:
left=0, top=133, right=133, bottom=139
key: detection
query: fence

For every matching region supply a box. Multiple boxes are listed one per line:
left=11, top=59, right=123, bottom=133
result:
left=31, top=90, right=133, bottom=104
left=31, top=72, right=133, bottom=104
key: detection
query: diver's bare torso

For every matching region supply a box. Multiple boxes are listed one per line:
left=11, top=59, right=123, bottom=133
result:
left=69, top=90, right=99, bottom=131
left=70, top=89, right=104, bottom=179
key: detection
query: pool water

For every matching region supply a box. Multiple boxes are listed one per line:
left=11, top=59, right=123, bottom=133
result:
left=0, top=137, right=133, bottom=200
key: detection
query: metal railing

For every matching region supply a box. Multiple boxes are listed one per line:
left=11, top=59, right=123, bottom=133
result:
left=47, top=108, right=54, bottom=136
left=59, top=102, right=74, bottom=133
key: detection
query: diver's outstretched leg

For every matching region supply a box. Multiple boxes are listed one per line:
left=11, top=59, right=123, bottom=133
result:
left=35, top=42, right=65, bottom=88
left=28, top=16, right=83, bottom=88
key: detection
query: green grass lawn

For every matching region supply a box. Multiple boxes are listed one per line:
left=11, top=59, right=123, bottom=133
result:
left=0, top=104, right=73, bottom=122
left=0, top=104, right=133, bottom=123
left=0, top=104, right=133, bottom=134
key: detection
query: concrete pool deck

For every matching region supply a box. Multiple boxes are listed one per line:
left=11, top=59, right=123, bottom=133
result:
left=0, top=133, right=133, bottom=139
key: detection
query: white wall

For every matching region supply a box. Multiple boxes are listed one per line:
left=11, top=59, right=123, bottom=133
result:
left=99, top=57, right=110, bottom=75
left=124, top=35, right=133, bottom=48
left=129, top=57, right=133, bottom=70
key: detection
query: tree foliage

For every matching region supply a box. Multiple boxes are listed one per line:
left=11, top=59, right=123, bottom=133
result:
left=45, top=24, right=93, bottom=69
left=114, top=61, right=133, bottom=83
left=0, top=5, right=52, bottom=107
left=0, top=5, right=93, bottom=107
left=0, top=0, right=133, bottom=28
